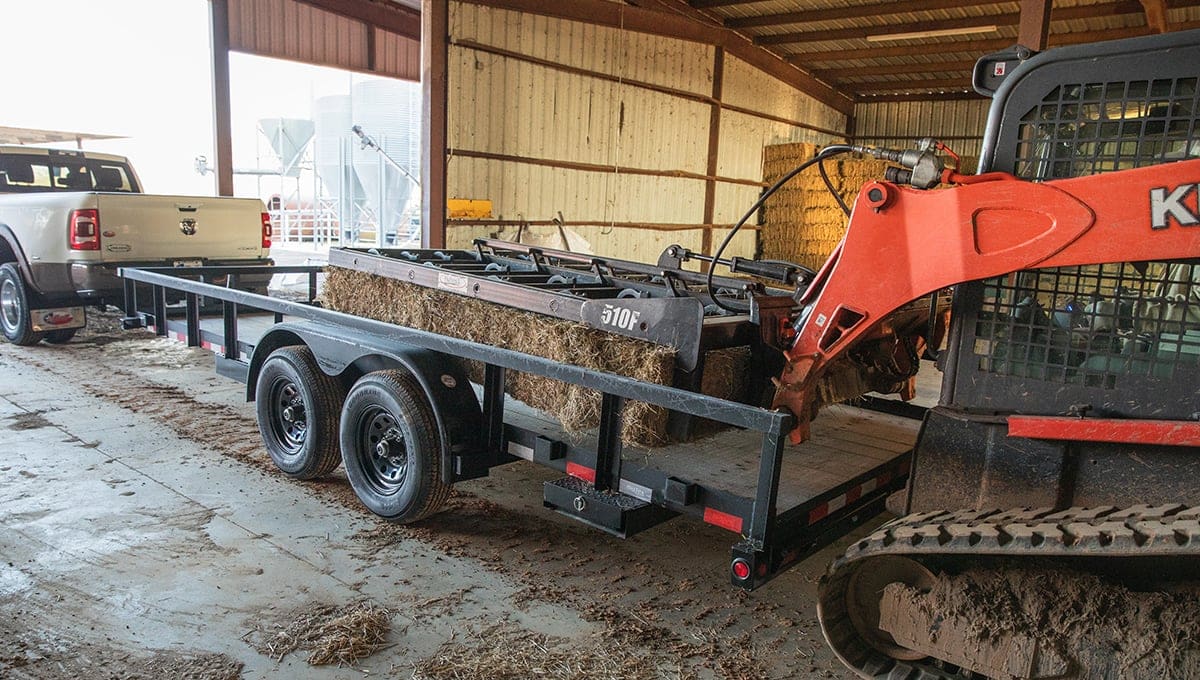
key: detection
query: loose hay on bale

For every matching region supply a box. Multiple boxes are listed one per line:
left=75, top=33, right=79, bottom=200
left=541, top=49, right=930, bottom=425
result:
left=322, top=267, right=676, bottom=447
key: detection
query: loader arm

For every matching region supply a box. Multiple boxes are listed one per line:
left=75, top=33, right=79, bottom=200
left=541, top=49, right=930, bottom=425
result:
left=775, top=157, right=1200, bottom=441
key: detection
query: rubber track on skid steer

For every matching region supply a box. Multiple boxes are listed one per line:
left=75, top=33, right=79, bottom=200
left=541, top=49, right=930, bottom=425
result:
left=819, top=505, right=1200, bottom=679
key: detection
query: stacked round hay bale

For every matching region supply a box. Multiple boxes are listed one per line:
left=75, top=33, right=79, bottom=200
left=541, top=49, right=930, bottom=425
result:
left=322, top=267, right=678, bottom=447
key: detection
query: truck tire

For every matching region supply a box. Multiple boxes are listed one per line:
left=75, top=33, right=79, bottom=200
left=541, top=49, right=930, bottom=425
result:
left=340, top=370, right=451, bottom=523
left=255, top=345, right=345, bottom=479
left=0, top=263, right=45, bottom=346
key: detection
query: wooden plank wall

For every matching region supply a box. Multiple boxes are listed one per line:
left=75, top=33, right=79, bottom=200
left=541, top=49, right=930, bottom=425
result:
left=445, top=2, right=847, bottom=263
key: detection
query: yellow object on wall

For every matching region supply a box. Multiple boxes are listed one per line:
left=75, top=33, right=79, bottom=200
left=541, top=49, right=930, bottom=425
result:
left=447, top=198, right=493, bottom=219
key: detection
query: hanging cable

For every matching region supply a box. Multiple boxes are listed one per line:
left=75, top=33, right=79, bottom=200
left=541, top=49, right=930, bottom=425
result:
left=706, top=144, right=854, bottom=312
left=819, top=155, right=851, bottom=217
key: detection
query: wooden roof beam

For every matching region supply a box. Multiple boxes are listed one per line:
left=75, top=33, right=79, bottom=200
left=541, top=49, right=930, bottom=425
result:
left=857, top=91, right=986, bottom=104
left=757, top=2, right=1148, bottom=46
left=784, top=21, right=1200, bottom=65
left=814, top=60, right=979, bottom=80
left=688, top=0, right=770, bottom=9
left=852, top=77, right=974, bottom=94
left=727, top=0, right=999, bottom=30
left=790, top=39, right=1017, bottom=64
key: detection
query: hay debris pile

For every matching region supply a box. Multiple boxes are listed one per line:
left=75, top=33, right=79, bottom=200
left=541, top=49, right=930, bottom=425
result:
left=323, top=267, right=677, bottom=446
left=255, top=601, right=392, bottom=666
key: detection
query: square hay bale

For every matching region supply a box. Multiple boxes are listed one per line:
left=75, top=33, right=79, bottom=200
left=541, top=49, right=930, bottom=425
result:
left=322, top=267, right=681, bottom=447
left=761, top=143, right=980, bottom=272
left=760, top=143, right=890, bottom=272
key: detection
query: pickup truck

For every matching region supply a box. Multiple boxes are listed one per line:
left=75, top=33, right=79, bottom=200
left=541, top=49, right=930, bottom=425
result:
left=0, top=146, right=273, bottom=345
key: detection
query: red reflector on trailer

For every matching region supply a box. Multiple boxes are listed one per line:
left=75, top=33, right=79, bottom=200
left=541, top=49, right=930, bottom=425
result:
left=565, top=462, right=595, bottom=484
left=703, top=507, right=743, bottom=533
left=731, top=558, right=751, bottom=581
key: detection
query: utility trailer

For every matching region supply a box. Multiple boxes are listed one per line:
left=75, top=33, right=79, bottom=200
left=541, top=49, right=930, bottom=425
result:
left=119, top=28, right=1200, bottom=678
left=117, top=260, right=923, bottom=590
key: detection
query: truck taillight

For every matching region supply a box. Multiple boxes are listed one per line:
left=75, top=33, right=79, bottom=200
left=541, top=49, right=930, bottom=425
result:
left=261, top=212, right=272, bottom=249
left=69, top=209, right=100, bottom=250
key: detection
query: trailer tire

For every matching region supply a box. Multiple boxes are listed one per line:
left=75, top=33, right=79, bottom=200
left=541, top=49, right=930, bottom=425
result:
left=0, top=263, right=45, bottom=346
left=340, top=370, right=450, bottom=523
left=255, top=345, right=345, bottom=479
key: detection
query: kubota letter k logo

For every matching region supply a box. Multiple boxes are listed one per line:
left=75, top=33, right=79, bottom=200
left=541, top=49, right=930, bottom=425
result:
left=1150, top=183, right=1200, bottom=230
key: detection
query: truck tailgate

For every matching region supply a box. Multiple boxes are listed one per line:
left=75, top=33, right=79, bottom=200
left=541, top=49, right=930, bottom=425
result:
left=96, top=194, right=265, bottom=261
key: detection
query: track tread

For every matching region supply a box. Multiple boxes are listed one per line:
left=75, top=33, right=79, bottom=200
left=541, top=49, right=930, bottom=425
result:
left=841, top=504, right=1200, bottom=565
left=821, top=505, right=1200, bottom=679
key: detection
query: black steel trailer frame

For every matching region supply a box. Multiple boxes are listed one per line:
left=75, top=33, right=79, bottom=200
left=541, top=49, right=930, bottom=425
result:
left=118, top=264, right=915, bottom=591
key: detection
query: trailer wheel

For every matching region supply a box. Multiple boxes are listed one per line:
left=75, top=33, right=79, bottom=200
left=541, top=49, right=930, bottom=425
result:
left=255, top=345, right=345, bottom=479
left=0, top=263, right=45, bottom=346
left=340, top=370, right=450, bottom=523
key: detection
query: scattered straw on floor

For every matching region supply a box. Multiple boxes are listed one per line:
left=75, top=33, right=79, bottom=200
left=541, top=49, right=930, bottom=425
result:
left=253, top=600, right=392, bottom=666
left=411, top=624, right=672, bottom=680
left=323, top=267, right=677, bottom=446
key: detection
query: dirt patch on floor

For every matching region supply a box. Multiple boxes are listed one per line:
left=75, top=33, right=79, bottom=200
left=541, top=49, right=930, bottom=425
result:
left=889, top=566, right=1200, bottom=677
left=248, top=600, right=393, bottom=666
left=0, top=612, right=242, bottom=680
left=3, top=410, right=53, bottom=431
left=2, top=328, right=845, bottom=679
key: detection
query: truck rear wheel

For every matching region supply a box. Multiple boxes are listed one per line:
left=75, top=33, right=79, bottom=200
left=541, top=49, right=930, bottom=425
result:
left=0, top=263, right=45, bottom=346
left=340, top=370, right=450, bottom=523
left=255, top=345, right=345, bottom=479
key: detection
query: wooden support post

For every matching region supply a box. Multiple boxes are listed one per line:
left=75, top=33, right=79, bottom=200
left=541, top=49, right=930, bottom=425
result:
left=1139, top=0, right=1169, bottom=33
left=1017, top=0, right=1053, bottom=51
left=209, top=0, right=235, bottom=197
left=422, top=0, right=449, bottom=249
left=701, top=47, right=724, bottom=263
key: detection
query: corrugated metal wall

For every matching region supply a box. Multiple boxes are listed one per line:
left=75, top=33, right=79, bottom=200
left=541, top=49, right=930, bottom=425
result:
left=853, top=99, right=992, bottom=166
left=228, top=0, right=419, bottom=81
left=446, top=1, right=846, bottom=261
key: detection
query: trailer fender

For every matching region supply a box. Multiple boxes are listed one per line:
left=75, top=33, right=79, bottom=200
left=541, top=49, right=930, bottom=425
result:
left=247, top=322, right=483, bottom=481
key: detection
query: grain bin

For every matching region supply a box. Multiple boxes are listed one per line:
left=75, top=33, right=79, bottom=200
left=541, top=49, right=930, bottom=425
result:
left=350, top=79, right=421, bottom=244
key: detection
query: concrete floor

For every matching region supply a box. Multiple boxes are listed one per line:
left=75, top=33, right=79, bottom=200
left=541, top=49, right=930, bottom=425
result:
left=0, top=313, right=885, bottom=679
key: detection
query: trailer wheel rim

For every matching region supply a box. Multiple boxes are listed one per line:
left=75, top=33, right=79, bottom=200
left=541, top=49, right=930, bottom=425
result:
left=0, top=278, right=21, bottom=334
left=358, top=406, right=408, bottom=493
left=267, top=377, right=307, bottom=451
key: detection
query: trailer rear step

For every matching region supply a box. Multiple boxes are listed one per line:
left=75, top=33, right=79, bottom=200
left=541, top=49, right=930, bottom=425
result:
left=544, top=476, right=678, bottom=538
